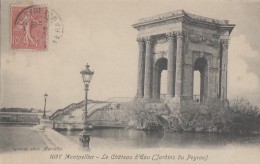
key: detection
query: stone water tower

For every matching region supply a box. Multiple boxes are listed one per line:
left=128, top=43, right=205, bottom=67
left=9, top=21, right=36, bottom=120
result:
left=133, top=10, right=235, bottom=103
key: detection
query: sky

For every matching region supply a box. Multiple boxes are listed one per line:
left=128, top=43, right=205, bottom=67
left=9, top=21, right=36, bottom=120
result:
left=1, top=0, right=260, bottom=110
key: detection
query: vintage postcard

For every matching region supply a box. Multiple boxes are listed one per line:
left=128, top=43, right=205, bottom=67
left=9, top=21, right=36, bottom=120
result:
left=1, top=0, right=260, bottom=164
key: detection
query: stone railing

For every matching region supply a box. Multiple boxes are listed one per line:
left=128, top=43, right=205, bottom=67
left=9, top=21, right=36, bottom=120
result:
left=52, top=120, right=127, bottom=130
left=193, top=95, right=200, bottom=102
left=138, top=10, right=184, bottom=23
left=160, top=94, right=167, bottom=99
left=49, top=100, right=85, bottom=120
left=136, top=10, right=229, bottom=25
left=52, top=121, right=83, bottom=130
left=50, top=97, right=133, bottom=121
left=185, top=12, right=229, bottom=24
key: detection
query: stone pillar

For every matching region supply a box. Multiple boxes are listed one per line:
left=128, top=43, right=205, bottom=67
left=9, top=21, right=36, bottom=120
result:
left=136, top=37, right=145, bottom=98
left=152, top=66, right=160, bottom=99
left=207, top=67, right=213, bottom=98
left=220, top=39, right=229, bottom=99
left=174, top=31, right=184, bottom=99
left=166, top=32, right=176, bottom=98
left=203, top=64, right=208, bottom=100
left=144, top=36, right=153, bottom=99
left=200, top=70, right=204, bottom=102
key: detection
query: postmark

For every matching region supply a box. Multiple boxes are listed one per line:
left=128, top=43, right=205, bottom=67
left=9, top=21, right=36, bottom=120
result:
left=49, top=9, right=63, bottom=44
left=11, top=5, right=48, bottom=51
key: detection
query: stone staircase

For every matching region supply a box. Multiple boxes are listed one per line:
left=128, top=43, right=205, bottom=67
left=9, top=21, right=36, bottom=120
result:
left=49, top=97, right=133, bottom=124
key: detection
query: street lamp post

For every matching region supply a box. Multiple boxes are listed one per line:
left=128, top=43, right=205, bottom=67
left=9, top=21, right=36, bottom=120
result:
left=43, top=93, right=48, bottom=119
left=79, top=64, right=94, bottom=150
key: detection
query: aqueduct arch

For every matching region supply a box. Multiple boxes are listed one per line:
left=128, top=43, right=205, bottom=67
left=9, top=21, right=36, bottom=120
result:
left=133, top=10, right=235, bottom=102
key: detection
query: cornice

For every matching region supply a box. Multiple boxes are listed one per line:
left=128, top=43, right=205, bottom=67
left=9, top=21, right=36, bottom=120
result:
left=132, top=10, right=235, bottom=33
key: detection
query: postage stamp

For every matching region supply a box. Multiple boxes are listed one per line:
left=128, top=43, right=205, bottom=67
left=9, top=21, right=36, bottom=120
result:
left=11, top=5, right=48, bottom=51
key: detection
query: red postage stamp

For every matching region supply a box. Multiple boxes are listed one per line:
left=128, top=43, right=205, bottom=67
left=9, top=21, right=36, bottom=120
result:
left=11, top=5, right=48, bottom=51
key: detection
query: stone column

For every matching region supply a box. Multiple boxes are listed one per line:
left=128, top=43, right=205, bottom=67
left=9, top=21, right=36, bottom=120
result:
left=174, top=31, right=184, bottom=99
left=136, top=37, right=145, bottom=98
left=144, top=36, right=153, bottom=99
left=166, top=32, right=176, bottom=98
left=200, top=70, right=204, bottom=102
left=152, top=66, right=160, bottom=99
left=220, top=39, right=229, bottom=99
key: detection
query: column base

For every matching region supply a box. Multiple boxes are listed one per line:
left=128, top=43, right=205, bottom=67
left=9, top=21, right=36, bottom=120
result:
left=172, top=96, right=182, bottom=103
left=163, top=96, right=182, bottom=104
left=164, top=95, right=184, bottom=101
left=79, top=130, right=91, bottom=151
left=135, top=95, right=144, bottom=99
left=143, top=95, right=152, bottom=100
left=163, top=95, right=173, bottom=103
left=166, top=96, right=182, bottom=111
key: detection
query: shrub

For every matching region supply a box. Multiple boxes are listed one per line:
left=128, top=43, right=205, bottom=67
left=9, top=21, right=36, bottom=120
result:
left=178, top=97, right=260, bottom=134
left=229, top=97, right=260, bottom=134
left=179, top=99, right=232, bottom=132
left=126, top=99, right=162, bottom=130
left=126, top=97, right=260, bottom=134
left=178, top=100, right=200, bottom=131
left=205, top=98, right=232, bottom=132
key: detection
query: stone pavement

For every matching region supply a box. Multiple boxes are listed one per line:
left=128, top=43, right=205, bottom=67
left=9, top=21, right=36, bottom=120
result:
left=0, top=126, right=46, bottom=153
left=0, top=124, right=79, bottom=153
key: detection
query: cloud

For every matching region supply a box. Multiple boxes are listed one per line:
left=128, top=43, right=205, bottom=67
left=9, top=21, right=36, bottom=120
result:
left=228, top=35, right=260, bottom=106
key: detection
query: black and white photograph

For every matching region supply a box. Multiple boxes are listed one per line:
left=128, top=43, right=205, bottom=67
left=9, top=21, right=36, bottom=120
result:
left=1, top=0, right=260, bottom=163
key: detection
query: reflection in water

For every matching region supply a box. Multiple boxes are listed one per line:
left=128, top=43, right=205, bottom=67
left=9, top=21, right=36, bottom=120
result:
left=57, top=129, right=260, bottom=149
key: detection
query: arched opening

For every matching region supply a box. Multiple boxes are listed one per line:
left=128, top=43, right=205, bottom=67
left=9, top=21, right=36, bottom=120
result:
left=153, top=58, right=167, bottom=99
left=160, top=70, right=167, bottom=97
left=193, top=71, right=200, bottom=101
left=193, top=57, right=208, bottom=102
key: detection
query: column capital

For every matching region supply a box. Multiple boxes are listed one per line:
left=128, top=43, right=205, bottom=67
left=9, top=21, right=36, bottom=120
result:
left=144, top=36, right=153, bottom=44
left=137, top=37, right=144, bottom=45
left=176, top=31, right=184, bottom=38
left=166, top=32, right=176, bottom=41
left=220, top=39, right=229, bottom=49
left=220, top=39, right=229, bottom=45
